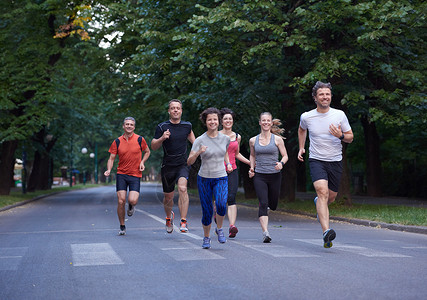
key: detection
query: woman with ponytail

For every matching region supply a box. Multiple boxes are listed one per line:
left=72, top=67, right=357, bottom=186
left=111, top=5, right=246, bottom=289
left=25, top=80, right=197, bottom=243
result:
left=248, top=112, right=288, bottom=243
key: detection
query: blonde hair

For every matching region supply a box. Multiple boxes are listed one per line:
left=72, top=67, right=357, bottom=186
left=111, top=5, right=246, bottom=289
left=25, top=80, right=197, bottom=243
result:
left=260, top=112, right=286, bottom=139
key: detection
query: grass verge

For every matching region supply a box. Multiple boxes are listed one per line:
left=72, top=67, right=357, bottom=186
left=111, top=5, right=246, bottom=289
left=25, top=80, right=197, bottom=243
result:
left=234, top=194, right=426, bottom=227
left=3, top=187, right=426, bottom=227
left=0, top=184, right=101, bottom=209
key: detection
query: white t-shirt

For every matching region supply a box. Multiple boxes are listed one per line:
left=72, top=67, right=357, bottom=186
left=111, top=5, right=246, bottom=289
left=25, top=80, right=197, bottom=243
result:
left=299, top=107, right=351, bottom=162
left=191, top=132, right=230, bottom=178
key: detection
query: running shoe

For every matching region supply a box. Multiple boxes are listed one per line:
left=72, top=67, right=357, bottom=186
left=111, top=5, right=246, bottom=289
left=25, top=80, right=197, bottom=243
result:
left=119, top=225, right=126, bottom=236
left=180, top=219, right=189, bottom=233
left=127, top=204, right=135, bottom=217
left=229, top=225, right=238, bottom=238
left=215, top=228, right=226, bottom=243
left=165, top=211, right=174, bottom=233
left=263, top=231, right=272, bottom=243
left=323, top=228, right=336, bottom=248
left=202, top=237, right=211, bottom=249
left=314, top=196, right=319, bottom=222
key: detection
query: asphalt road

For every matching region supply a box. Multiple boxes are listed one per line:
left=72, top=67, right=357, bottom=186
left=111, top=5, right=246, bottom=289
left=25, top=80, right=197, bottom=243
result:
left=1, top=183, right=426, bottom=300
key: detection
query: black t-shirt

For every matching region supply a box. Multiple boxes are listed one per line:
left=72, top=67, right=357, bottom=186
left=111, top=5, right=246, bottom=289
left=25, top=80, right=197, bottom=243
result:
left=154, top=120, right=192, bottom=166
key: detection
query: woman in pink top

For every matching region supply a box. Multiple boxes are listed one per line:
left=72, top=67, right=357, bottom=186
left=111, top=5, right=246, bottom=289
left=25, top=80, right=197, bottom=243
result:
left=220, top=108, right=251, bottom=238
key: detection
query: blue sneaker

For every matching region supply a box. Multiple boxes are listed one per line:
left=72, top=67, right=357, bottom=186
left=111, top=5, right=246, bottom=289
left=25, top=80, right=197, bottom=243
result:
left=314, top=197, right=319, bottom=222
left=202, top=237, right=211, bottom=249
left=323, top=229, right=336, bottom=248
left=215, top=228, right=226, bottom=243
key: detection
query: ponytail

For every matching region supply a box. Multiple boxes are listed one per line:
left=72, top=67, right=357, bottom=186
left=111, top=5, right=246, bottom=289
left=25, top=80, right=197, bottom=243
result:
left=272, top=119, right=286, bottom=139
left=259, top=112, right=286, bottom=139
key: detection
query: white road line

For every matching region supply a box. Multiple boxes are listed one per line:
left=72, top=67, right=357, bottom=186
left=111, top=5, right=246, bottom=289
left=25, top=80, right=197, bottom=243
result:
left=137, top=210, right=229, bottom=260
left=231, top=240, right=319, bottom=257
left=401, top=246, right=427, bottom=249
left=151, top=240, right=225, bottom=261
left=71, top=243, right=124, bottom=267
left=0, top=247, right=27, bottom=271
left=137, top=208, right=202, bottom=240
left=295, top=239, right=411, bottom=257
left=0, top=256, right=23, bottom=259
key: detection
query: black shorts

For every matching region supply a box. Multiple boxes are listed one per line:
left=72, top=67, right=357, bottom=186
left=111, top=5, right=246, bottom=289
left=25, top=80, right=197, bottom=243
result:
left=309, top=159, right=343, bottom=192
left=161, top=164, right=190, bottom=193
left=116, top=173, right=141, bottom=192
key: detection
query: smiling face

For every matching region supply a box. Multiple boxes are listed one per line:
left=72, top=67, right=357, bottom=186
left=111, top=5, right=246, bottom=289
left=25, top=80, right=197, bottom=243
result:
left=259, top=113, right=272, bottom=132
left=168, top=101, right=183, bottom=122
left=122, top=119, right=135, bottom=134
left=206, top=113, right=219, bottom=131
left=314, top=88, right=332, bottom=110
left=222, top=113, right=234, bottom=130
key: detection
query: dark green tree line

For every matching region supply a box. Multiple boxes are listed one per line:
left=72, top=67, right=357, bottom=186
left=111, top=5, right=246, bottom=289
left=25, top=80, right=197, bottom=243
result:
left=1, top=0, right=425, bottom=199
left=0, top=1, right=120, bottom=194
left=100, top=0, right=426, bottom=199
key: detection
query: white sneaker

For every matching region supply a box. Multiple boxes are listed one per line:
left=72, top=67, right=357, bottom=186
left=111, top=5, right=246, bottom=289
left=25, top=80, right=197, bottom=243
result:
left=263, top=231, right=271, bottom=243
left=180, top=219, right=189, bottom=233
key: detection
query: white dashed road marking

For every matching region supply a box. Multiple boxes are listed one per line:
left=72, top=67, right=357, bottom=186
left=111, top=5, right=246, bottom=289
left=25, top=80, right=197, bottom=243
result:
left=295, top=239, right=411, bottom=257
left=0, top=247, right=28, bottom=271
left=71, top=243, right=124, bottom=267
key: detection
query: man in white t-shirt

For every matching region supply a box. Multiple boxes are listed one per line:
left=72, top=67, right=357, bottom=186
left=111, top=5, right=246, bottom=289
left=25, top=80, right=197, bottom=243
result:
left=298, top=81, right=354, bottom=248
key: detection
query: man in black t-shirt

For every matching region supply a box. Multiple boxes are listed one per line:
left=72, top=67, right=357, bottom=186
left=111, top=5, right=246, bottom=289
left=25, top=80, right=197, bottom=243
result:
left=151, top=99, right=195, bottom=233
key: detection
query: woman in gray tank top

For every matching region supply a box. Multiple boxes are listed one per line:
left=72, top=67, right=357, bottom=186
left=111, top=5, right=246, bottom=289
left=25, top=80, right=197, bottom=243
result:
left=249, top=112, right=288, bottom=243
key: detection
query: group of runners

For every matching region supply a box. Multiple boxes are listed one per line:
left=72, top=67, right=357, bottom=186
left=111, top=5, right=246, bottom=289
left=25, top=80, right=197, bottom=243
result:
left=104, top=81, right=354, bottom=249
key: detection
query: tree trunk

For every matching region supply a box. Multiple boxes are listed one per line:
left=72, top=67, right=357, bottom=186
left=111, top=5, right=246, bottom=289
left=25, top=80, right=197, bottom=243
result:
left=27, top=150, right=42, bottom=192
left=337, top=143, right=352, bottom=205
left=0, top=140, right=18, bottom=195
left=27, top=129, right=56, bottom=192
left=28, top=149, right=54, bottom=191
left=361, top=116, right=382, bottom=196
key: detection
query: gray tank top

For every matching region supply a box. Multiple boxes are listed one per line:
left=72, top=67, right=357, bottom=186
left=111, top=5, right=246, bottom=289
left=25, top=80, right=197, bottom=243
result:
left=254, top=134, right=280, bottom=174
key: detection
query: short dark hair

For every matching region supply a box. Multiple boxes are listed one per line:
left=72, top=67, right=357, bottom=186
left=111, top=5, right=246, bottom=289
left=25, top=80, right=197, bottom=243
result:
left=220, top=107, right=236, bottom=120
left=168, top=99, right=182, bottom=108
left=199, top=107, right=221, bottom=125
left=312, top=81, right=332, bottom=98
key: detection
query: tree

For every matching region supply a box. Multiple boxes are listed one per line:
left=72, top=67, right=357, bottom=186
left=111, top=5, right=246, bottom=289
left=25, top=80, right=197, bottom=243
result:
left=290, top=0, right=426, bottom=197
left=0, top=1, right=120, bottom=194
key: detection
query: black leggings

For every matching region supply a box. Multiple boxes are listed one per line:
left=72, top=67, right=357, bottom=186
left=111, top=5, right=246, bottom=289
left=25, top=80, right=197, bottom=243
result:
left=253, top=172, right=282, bottom=217
left=227, top=169, right=239, bottom=206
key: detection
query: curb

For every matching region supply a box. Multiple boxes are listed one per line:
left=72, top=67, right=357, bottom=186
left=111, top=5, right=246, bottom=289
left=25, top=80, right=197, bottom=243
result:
left=283, top=209, right=427, bottom=235
left=237, top=204, right=427, bottom=235
left=0, top=192, right=63, bottom=213
left=3, top=193, right=426, bottom=235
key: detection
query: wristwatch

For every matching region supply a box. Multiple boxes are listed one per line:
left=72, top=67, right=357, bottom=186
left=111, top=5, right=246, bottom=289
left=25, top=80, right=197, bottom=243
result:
left=280, top=161, right=285, bottom=167
left=339, top=133, right=345, bottom=140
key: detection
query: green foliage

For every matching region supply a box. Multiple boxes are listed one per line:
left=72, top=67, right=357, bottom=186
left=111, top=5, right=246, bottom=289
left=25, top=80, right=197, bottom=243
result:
left=1, top=0, right=426, bottom=196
